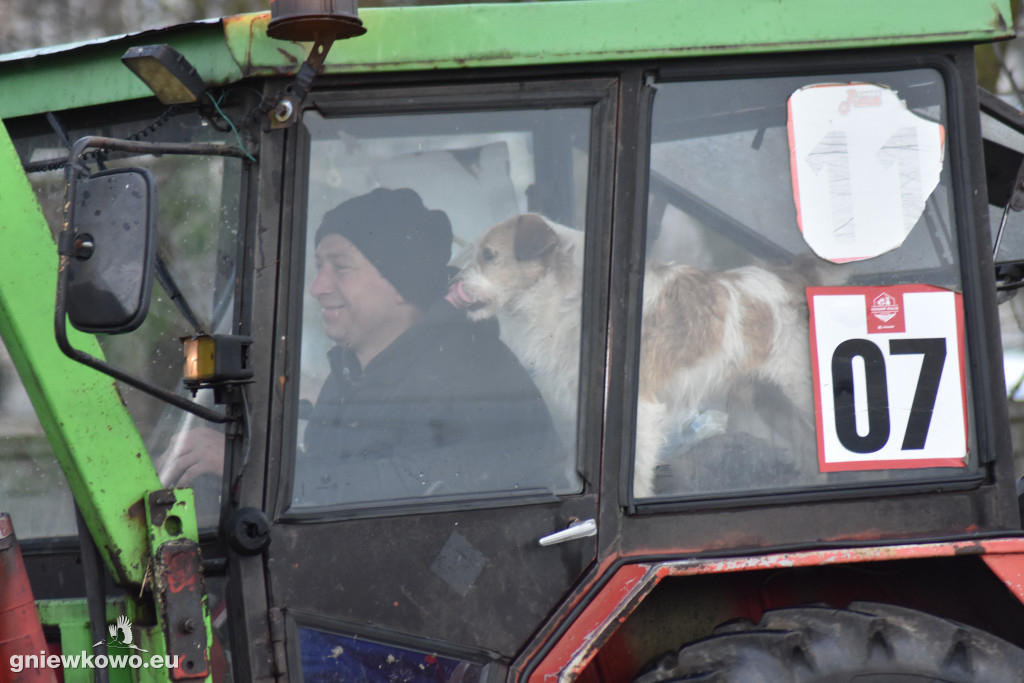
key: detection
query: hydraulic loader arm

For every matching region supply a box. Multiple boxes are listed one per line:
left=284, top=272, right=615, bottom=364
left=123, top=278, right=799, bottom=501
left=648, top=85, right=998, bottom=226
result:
left=0, top=118, right=212, bottom=679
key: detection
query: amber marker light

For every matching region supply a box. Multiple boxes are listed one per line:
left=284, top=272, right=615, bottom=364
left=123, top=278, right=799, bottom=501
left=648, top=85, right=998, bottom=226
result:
left=182, top=334, right=253, bottom=390
left=183, top=335, right=217, bottom=385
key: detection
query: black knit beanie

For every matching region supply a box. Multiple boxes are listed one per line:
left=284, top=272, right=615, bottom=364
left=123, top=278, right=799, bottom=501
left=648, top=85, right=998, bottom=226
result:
left=314, top=188, right=453, bottom=309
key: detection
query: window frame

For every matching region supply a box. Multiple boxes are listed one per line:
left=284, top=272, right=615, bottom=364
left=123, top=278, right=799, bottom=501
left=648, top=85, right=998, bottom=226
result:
left=617, top=46, right=1001, bottom=513
left=267, top=76, right=618, bottom=523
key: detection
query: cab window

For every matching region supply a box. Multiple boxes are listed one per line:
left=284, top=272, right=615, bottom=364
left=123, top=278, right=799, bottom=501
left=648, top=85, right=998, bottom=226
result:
left=9, top=109, right=244, bottom=530
left=637, top=67, right=977, bottom=501
left=289, top=105, right=590, bottom=510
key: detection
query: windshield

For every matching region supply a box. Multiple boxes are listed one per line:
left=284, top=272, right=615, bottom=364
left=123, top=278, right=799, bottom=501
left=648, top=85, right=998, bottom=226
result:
left=6, top=107, right=245, bottom=534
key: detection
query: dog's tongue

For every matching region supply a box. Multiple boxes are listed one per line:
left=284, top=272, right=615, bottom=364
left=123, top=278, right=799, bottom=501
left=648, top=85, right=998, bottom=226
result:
left=446, top=281, right=473, bottom=308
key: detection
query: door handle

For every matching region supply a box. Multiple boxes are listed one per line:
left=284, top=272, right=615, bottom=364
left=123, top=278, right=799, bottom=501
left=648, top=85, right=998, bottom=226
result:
left=538, top=518, right=597, bottom=546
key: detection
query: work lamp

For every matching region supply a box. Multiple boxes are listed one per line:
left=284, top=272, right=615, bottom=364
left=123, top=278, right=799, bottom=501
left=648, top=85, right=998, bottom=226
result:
left=121, top=44, right=207, bottom=105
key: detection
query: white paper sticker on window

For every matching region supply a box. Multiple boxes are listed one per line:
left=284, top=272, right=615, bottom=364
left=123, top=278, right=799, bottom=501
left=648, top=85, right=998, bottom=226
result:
left=788, top=83, right=945, bottom=263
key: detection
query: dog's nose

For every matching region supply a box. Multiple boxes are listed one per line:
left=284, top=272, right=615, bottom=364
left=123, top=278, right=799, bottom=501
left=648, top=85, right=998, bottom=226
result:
left=445, top=280, right=473, bottom=308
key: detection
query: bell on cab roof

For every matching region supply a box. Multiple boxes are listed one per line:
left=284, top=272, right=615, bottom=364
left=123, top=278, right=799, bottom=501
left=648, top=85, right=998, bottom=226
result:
left=267, top=0, right=366, bottom=42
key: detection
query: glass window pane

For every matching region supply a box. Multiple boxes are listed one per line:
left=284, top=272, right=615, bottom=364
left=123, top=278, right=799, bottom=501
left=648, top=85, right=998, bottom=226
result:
left=0, top=341, right=77, bottom=539
left=14, top=112, right=243, bottom=530
left=291, top=107, right=588, bottom=510
left=299, top=626, right=485, bottom=682
left=638, top=69, right=976, bottom=501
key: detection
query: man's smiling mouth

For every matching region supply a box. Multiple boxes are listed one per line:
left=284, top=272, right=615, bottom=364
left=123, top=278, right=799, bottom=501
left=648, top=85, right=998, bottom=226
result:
left=320, top=304, right=345, bottom=317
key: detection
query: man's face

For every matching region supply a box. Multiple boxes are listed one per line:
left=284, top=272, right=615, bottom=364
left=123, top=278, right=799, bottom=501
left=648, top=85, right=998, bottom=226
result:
left=310, top=234, right=409, bottom=362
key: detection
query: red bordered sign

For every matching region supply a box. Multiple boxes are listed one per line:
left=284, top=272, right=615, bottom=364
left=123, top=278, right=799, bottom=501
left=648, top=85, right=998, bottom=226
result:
left=807, top=284, right=967, bottom=471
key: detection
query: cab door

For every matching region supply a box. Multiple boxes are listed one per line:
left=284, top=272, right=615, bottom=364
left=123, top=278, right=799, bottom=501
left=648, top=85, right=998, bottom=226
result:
left=239, top=76, right=615, bottom=680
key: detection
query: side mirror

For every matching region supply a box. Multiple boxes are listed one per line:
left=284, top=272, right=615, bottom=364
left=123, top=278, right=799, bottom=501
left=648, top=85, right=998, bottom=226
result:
left=66, top=167, right=156, bottom=333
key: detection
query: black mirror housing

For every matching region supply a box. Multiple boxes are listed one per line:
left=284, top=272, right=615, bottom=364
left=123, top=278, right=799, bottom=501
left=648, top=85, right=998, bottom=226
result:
left=67, top=167, right=156, bottom=333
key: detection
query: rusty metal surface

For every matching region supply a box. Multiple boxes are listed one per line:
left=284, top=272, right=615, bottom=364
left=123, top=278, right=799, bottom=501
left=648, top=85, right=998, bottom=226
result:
left=154, top=540, right=209, bottom=680
left=528, top=538, right=1024, bottom=681
left=1, top=0, right=1010, bottom=122
left=982, top=550, right=1024, bottom=603
left=225, top=1, right=1014, bottom=78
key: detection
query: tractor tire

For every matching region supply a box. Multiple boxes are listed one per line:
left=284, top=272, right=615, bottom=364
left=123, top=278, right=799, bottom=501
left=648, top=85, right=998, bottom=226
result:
left=634, top=602, right=1024, bottom=682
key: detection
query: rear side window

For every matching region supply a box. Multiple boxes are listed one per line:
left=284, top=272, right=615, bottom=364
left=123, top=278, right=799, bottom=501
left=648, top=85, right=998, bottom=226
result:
left=635, top=68, right=976, bottom=502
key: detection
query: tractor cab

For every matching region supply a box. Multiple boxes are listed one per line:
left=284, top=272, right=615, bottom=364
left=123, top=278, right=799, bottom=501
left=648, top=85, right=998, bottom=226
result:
left=1, top=1, right=1024, bottom=681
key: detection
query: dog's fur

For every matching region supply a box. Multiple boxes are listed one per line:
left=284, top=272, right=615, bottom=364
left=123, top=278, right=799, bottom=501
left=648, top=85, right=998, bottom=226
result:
left=449, top=213, right=813, bottom=497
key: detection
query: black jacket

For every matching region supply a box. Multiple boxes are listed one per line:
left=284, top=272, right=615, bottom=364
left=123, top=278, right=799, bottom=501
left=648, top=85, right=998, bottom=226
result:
left=295, top=300, right=573, bottom=507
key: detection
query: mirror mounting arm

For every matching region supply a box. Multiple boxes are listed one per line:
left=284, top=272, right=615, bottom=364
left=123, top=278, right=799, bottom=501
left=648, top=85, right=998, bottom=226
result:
left=55, top=136, right=253, bottom=425
left=53, top=313, right=234, bottom=424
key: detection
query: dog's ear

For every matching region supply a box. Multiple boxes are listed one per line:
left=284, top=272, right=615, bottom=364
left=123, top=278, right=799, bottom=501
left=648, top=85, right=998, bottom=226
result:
left=513, top=214, right=558, bottom=262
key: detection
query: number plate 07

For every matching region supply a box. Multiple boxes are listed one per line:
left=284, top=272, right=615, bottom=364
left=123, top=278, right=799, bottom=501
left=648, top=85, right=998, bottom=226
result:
left=807, top=284, right=967, bottom=471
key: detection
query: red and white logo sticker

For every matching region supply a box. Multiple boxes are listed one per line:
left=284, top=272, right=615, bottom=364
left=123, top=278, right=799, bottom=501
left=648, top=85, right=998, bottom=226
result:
left=866, top=289, right=905, bottom=333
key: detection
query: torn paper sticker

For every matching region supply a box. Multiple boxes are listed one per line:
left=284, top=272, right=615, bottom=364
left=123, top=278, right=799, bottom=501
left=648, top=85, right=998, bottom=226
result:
left=788, top=83, right=945, bottom=263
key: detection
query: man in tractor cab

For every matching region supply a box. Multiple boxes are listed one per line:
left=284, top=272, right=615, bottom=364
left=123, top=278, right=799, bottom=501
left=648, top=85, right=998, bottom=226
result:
left=294, top=187, right=571, bottom=505
left=159, top=188, right=571, bottom=507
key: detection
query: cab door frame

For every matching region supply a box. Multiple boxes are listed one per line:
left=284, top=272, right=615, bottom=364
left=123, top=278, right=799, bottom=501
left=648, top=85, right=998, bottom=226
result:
left=232, top=70, right=620, bottom=679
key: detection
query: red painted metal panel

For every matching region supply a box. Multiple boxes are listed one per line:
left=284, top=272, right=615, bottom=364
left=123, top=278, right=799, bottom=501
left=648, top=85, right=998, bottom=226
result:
left=528, top=563, right=651, bottom=682
left=526, top=538, right=1024, bottom=680
left=0, top=514, right=58, bottom=683
left=982, top=550, right=1024, bottom=603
